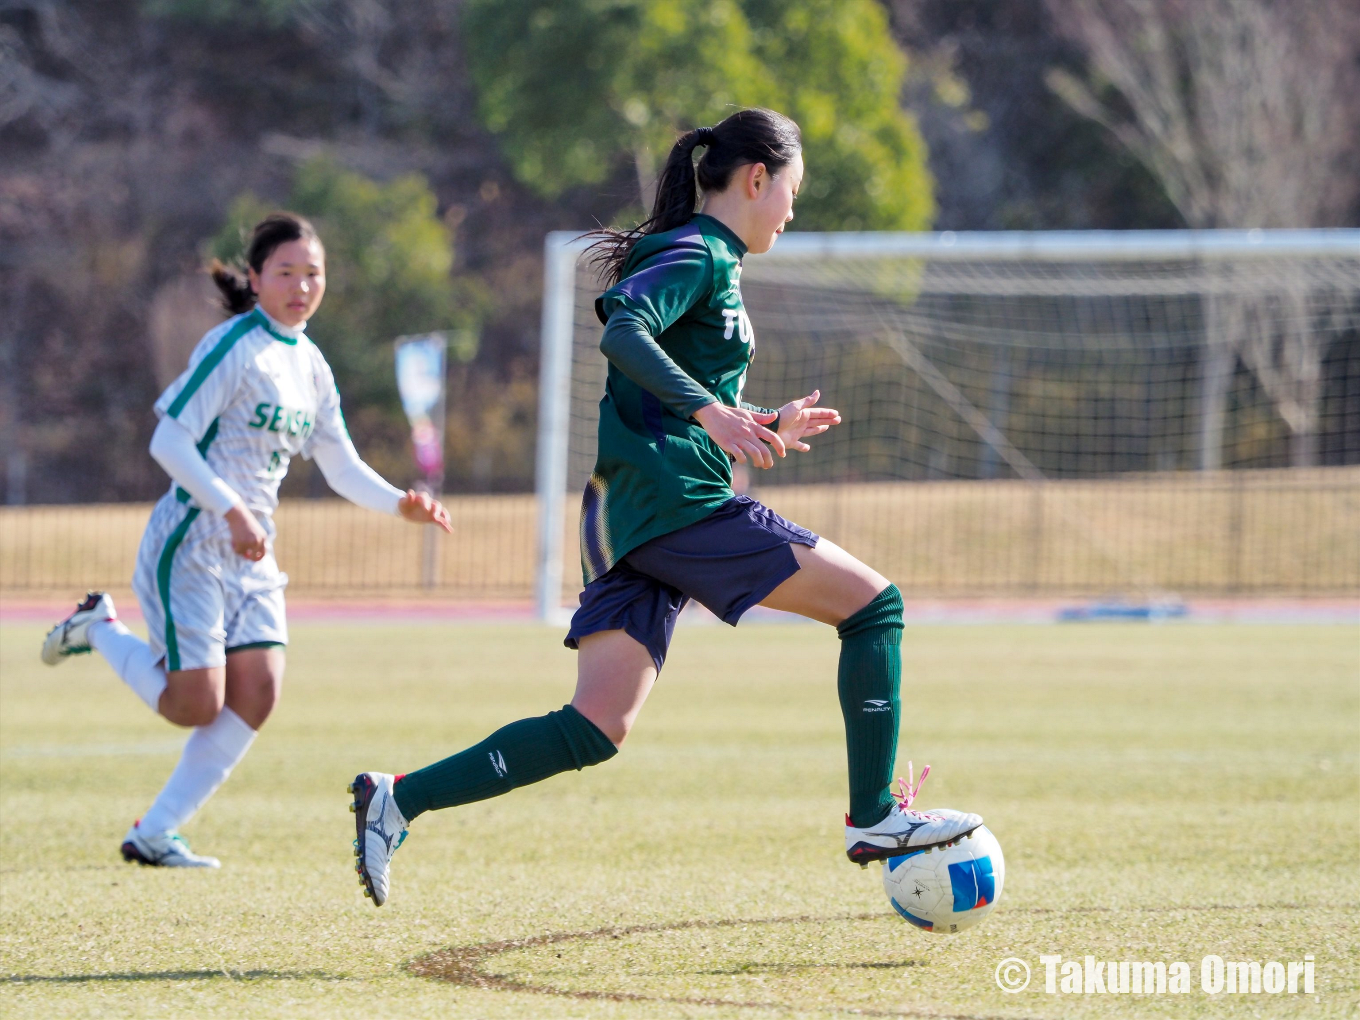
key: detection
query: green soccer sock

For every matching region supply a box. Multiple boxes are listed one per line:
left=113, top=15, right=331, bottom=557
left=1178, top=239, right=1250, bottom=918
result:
left=837, top=584, right=904, bottom=829
left=392, top=704, right=617, bottom=822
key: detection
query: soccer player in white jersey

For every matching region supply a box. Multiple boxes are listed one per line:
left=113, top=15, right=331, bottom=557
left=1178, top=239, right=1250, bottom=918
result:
left=42, top=213, right=452, bottom=868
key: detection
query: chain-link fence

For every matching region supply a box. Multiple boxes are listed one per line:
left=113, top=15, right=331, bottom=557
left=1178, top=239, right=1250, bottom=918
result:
left=3, top=472, right=1357, bottom=601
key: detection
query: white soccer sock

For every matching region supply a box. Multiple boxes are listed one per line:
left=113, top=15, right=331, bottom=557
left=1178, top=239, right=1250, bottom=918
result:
left=89, top=619, right=167, bottom=713
left=138, top=707, right=257, bottom=836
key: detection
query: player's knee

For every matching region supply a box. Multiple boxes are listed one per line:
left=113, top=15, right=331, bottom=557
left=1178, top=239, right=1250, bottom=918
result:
left=225, top=651, right=284, bottom=727
left=168, top=687, right=225, bottom=727
left=569, top=708, right=631, bottom=748
left=557, top=704, right=622, bottom=765
left=836, top=583, right=903, bottom=637
left=244, top=684, right=279, bottom=727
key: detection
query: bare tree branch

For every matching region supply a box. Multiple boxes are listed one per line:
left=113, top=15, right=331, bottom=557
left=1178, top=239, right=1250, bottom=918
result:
left=1045, top=0, right=1359, bottom=229
left=1045, top=0, right=1360, bottom=466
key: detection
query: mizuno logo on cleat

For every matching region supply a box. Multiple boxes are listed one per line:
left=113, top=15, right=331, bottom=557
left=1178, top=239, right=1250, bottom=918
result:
left=887, top=821, right=930, bottom=846
left=489, top=750, right=508, bottom=778
left=862, top=699, right=893, bottom=713
left=367, top=822, right=393, bottom=853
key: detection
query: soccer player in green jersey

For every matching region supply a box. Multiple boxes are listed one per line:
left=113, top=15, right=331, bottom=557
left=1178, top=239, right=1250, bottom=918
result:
left=349, top=108, right=981, bottom=905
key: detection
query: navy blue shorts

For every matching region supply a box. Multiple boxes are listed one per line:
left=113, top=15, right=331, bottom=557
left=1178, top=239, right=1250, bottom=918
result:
left=564, top=496, right=818, bottom=672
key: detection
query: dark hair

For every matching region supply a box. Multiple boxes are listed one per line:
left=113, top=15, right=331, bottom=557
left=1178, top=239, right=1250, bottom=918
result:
left=586, top=108, right=801, bottom=286
left=209, top=212, right=322, bottom=315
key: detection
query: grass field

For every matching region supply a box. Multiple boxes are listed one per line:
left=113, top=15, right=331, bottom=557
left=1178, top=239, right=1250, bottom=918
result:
left=1, top=620, right=1356, bottom=1018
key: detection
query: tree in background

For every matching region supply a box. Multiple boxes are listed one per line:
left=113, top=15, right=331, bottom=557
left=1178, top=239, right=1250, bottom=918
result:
left=463, top=0, right=763, bottom=209
left=140, top=0, right=314, bottom=26
left=742, top=0, right=933, bottom=232
left=9, top=0, right=1353, bottom=503
left=1045, top=0, right=1360, bottom=468
left=463, top=0, right=934, bottom=231
left=887, top=0, right=1184, bottom=232
left=211, top=157, right=480, bottom=483
left=1044, top=0, right=1359, bottom=230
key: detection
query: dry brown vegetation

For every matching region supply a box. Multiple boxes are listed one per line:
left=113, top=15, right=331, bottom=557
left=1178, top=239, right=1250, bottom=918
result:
left=3, top=469, right=1356, bottom=601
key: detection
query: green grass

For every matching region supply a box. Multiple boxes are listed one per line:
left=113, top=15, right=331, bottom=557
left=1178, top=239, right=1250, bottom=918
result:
left=1, top=621, right=1356, bottom=1018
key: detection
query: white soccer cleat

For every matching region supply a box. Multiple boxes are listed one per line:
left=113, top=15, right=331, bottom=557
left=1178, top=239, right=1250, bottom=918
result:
left=845, top=765, right=982, bottom=866
left=120, top=822, right=221, bottom=868
left=42, top=591, right=116, bottom=665
left=349, top=772, right=408, bottom=907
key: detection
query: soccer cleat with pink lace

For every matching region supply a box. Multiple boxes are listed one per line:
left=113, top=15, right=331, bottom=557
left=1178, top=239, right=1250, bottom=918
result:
left=844, top=764, right=982, bottom=866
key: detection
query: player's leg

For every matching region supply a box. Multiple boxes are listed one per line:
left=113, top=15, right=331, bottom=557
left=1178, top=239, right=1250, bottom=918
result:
left=349, top=639, right=642, bottom=906
left=757, top=537, right=888, bottom=626
left=125, top=651, right=278, bottom=867
left=570, top=628, right=657, bottom=744
left=384, top=670, right=626, bottom=824
left=758, top=539, right=898, bottom=826
left=622, top=496, right=978, bottom=862
left=386, top=625, right=650, bottom=823
left=124, top=524, right=283, bottom=868
left=42, top=510, right=187, bottom=706
left=759, top=540, right=981, bottom=863
left=42, top=590, right=174, bottom=713
left=47, top=504, right=209, bottom=715
left=45, top=599, right=232, bottom=728
left=157, top=665, right=225, bottom=724
left=350, top=569, right=675, bottom=905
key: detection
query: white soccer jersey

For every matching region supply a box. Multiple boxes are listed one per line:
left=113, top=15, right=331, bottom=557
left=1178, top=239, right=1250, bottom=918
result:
left=154, top=307, right=351, bottom=516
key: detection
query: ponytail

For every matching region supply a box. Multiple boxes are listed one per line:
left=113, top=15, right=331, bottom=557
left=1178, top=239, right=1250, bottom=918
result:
left=208, top=212, right=322, bottom=314
left=586, top=108, right=802, bottom=286
left=208, top=259, right=255, bottom=315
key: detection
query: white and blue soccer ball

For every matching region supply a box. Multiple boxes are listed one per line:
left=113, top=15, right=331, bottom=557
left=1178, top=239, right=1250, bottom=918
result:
left=882, top=823, right=1004, bottom=934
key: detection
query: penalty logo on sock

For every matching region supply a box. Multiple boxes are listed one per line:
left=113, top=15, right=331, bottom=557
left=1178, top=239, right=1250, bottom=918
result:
left=488, top=750, right=508, bottom=778
left=863, top=699, right=893, bottom=713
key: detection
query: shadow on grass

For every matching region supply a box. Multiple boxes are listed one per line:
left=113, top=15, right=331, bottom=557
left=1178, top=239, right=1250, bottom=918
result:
left=412, top=904, right=1347, bottom=1018
left=411, top=913, right=1011, bottom=1019
left=5, top=969, right=347, bottom=984
left=697, top=959, right=923, bottom=976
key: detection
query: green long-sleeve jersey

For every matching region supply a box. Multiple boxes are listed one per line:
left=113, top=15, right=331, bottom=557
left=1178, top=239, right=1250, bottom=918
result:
left=581, top=214, right=769, bottom=584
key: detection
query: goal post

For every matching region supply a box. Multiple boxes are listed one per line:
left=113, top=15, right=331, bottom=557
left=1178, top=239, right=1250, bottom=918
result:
left=535, top=229, right=1360, bottom=619
left=534, top=231, right=592, bottom=622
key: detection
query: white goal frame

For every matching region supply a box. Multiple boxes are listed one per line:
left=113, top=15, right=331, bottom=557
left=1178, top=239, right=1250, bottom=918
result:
left=534, top=228, right=1360, bottom=620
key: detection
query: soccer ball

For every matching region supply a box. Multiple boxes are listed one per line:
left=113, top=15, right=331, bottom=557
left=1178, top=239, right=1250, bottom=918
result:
left=881, top=823, right=1004, bottom=934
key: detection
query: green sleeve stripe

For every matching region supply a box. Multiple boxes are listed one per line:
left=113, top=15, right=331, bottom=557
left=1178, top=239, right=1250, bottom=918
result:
left=334, top=384, right=352, bottom=440
left=157, top=508, right=200, bottom=672
left=166, top=313, right=262, bottom=419
left=174, top=417, right=222, bottom=504
left=195, top=417, right=221, bottom=456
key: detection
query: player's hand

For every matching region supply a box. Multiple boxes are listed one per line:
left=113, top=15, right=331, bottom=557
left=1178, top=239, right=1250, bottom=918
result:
left=398, top=490, right=453, bottom=533
left=693, top=401, right=786, bottom=469
left=775, top=390, right=841, bottom=452
left=224, top=502, right=269, bottom=562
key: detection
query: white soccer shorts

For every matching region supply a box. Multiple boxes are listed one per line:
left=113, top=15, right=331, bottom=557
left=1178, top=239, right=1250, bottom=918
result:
left=132, top=496, right=289, bottom=672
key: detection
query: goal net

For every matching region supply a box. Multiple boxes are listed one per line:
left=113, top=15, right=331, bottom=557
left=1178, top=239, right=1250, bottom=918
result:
left=535, top=230, right=1360, bottom=617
